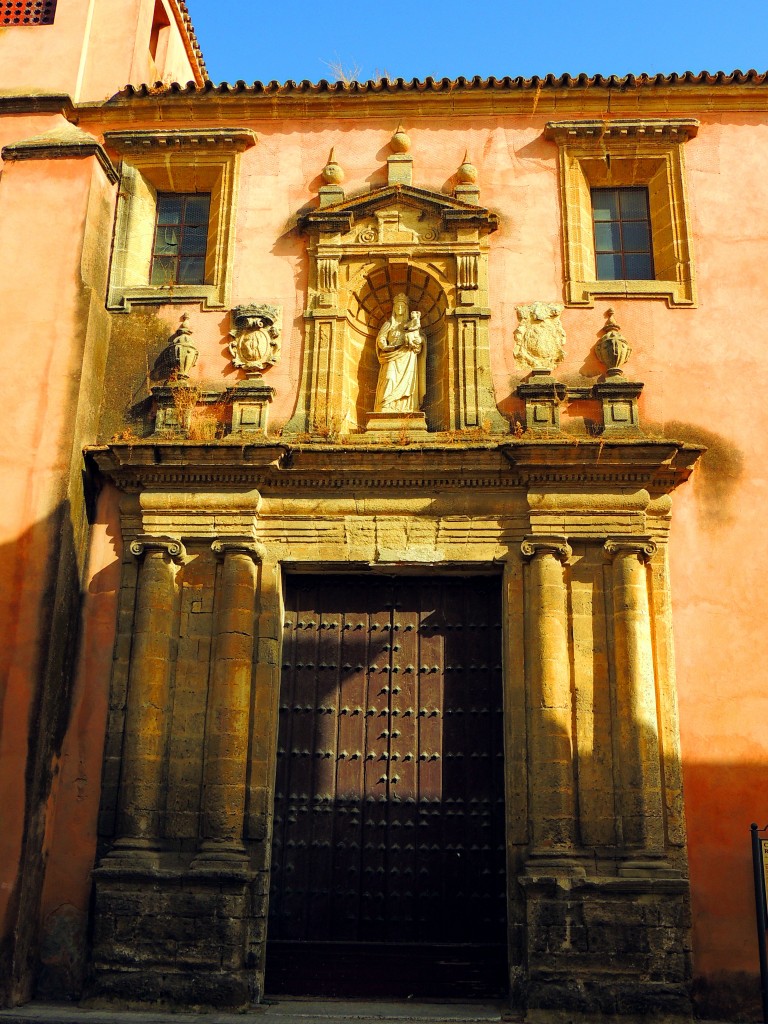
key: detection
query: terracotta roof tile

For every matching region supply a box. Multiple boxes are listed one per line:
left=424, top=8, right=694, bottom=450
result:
left=119, top=69, right=768, bottom=97
left=169, top=0, right=207, bottom=83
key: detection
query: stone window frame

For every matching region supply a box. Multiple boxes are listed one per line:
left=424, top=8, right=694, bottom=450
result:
left=545, top=119, right=699, bottom=307
left=104, top=128, right=256, bottom=312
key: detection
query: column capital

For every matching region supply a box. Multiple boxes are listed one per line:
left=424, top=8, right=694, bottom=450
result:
left=521, top=534, right=572, bottom=563
left=604, top=536, right=657, bottom=562
left=211, top=537, right=267, bottom=562
left=129, top=534, right=186, bottom=562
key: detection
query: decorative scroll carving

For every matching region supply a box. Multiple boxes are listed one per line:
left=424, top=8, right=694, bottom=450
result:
left=520, top=534, right=572, bottom=563
left=212, top=538, right=267, bottom=561
left=129, top=535, right=186, bottom=562
left=604, top=537, right=657, bottom=561
left=228, top=304, right=282, bottom=379
left=514, top=302, right=566, bottom=372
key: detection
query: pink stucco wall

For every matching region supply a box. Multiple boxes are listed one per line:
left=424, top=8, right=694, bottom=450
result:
left=1, top=81, right=766, bottom=1010
left=0, top=0, right=196, bottom=101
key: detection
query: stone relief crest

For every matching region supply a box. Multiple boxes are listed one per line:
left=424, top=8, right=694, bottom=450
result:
left=513, top=301, right=566, bottom=372
left=228, top=304, right=282, bottom=379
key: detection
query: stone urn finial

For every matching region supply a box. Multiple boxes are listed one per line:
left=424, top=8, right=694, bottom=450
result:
left=390, top=123, right=411, bottom=153
left=456, top=150, right=478, bottom=184
left=168, top=313, right=198, bottom=379
left=321, top=147, right=345, bottom=185
left=595, top=308, right=632, bottom=377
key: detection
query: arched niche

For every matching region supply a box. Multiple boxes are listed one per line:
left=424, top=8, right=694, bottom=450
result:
left=347, top=262, right=448, bottom=431
left=285, top=183, right=507, bottom=437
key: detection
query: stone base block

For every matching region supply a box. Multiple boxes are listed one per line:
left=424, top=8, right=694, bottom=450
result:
left=89, top=862, right=260, bottom=1009
left=520, top=873, right=693, bottom=1016
left=365, top=411, right=427, bottom=434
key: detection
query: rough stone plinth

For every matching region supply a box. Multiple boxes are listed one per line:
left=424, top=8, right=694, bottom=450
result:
left=365, top=410, right=427, bottom=434
left=520, top=873, right=693, bottom=1016
left=89, top=862, right=257, bottom=1009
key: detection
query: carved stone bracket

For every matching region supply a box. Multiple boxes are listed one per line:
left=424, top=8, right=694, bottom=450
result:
left=229, top=381, right=275, bottom=436
left=517, top=371, right=567, bottom=432
left=521, top=535, right=572, bottom=563
left=151, top=385, right=224, bottom=436
left=595, top=378, right=644, bottom=433
left=129, top=535, right=186, bottom=563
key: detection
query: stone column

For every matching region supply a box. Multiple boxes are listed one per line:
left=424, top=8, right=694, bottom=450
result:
left=605, top=537, right=666, bottom=867
left=112, top=535, right=185, bottom=856
left=193, top=538, right=265, bottom=866
left=521, top=535, right=582, bottom=870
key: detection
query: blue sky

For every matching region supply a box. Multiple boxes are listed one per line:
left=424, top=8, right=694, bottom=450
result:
left=189, top=0, right=768, bottom=85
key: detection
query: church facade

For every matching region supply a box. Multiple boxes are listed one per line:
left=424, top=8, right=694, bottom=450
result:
left=0, top=1, right=766, bottom=1019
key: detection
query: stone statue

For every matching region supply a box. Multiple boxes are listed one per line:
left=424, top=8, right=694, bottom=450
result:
left=228, top=303, right=282, bottom=379
left=374, top=294, right=426, bottom=413
left=513, top=301, right=566, bottom=372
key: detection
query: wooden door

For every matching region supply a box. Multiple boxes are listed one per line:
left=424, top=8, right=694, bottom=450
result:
left=266, top=575, right=507, bottom=998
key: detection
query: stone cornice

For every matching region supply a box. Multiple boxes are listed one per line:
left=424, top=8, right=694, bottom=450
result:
left=0, top=93, right=74, bottom=115
left=544, top=118, right=700, bottom=143
left=86, top=438, right=704, bottom=494
left=2, top=123, right=118, bottom=183
left=103, top=127, right=257, bottom=154
left=62, top=77, right=768, bottom=126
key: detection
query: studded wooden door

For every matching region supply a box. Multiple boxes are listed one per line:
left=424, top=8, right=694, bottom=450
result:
left=265, top=575, right=507, bottom=998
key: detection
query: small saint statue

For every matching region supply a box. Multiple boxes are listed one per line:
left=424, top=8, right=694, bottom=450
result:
left=374, top=294, right=426, bottom=413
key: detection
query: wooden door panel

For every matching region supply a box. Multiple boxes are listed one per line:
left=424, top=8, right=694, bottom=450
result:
left=267, top=575, right=507, bottom=996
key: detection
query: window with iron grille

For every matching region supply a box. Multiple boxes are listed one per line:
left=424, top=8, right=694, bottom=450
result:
left=150, top=193, right=211, bottom=287
left=591, top=187, right=654, bottom=281
left=1, top=0, right=56, bottom=24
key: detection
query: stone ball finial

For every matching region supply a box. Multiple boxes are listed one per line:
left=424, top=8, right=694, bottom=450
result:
left=595, top=307, right=632, bottom=376
left=456, top=150, right=478, bottom=184
left=390, top=124, right=411, bottom=153
left=321, top=147, right=345, bottom=185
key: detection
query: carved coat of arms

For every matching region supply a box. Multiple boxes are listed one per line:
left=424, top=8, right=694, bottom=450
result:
left=513, top=301, right=566, bottom=372
left=229, top=304, right=282, bottom=379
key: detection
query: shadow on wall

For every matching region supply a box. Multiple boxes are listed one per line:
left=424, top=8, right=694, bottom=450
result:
left=0, top=487, right=119, bottom=1007
left=684, top=759, right=766, bottom=1023
left=0, top=500, right=83, bottom=1006
left=656, top=420, right=744, bottom=525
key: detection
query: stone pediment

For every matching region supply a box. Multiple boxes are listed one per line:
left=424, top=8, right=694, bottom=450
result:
left=299, top=184, right=498, bottom=237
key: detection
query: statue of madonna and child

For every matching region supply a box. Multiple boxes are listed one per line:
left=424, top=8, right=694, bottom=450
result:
left=373, top=293, right=426, bottom=415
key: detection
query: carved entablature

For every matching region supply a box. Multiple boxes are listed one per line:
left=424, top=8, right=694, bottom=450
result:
left=285, top=135, right=504, bottom=437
